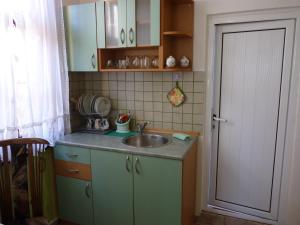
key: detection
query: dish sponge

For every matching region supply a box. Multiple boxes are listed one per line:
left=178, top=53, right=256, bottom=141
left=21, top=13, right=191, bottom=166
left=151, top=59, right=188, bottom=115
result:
left=173, top=133, right=191, bottom=141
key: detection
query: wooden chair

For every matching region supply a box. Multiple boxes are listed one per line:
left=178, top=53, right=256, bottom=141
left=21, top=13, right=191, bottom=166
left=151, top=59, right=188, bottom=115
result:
left=0, top=138, right=49, bottom=225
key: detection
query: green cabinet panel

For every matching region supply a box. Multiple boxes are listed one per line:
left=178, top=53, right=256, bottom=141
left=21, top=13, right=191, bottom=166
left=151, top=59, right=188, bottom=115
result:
left=96, top=0, right=106, bottom=48
left=64, top=3, right=97, bottom=71
left=91, top=150, right=134, bottom=225
left=56, top=176, right=93, bottom=225
left=54, top=145, right=91, bottom=164
left=133, top=155, right=182, bottom=225
left=118, top=0, right=127, bottom=47
left=150, top=0, right=160, bottom=46
left=126, top=0, right=136, bottom=47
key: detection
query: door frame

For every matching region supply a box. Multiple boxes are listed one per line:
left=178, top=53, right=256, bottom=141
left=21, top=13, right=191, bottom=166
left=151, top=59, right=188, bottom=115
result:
left=203, top=8, right=300, bottom=225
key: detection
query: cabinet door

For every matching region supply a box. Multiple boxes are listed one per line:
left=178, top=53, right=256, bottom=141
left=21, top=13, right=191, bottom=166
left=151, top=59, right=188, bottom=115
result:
left=118, top=0, right=128, bottom=47
left=126, top=0, right=136, bottom=47
left=136, top=0, right=160, bottom=46
left=92, top=150, right=133, bottom=225
left=133, top=155, right=182, bottom=225
left=56, top=176, right=93, bottom=225
left=64, top=3, right=97, bottom=71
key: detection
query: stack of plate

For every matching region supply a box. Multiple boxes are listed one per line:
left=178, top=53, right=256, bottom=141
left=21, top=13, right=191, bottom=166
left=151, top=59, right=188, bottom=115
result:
left=77, top=94, right=111, bottom=116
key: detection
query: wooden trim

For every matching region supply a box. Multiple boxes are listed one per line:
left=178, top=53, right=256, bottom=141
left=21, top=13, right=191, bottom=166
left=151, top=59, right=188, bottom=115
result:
left=163, top=31, right=193, bottom=38
left=145, top=128, right=200, bottom=137
left=55, top=160, right=91, bottom=181
left=181, top=141, right=197, bottom=225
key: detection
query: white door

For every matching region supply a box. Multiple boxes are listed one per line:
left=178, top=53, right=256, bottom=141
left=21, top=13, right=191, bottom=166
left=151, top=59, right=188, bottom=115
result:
left=210, top=20, right=295, bottom=220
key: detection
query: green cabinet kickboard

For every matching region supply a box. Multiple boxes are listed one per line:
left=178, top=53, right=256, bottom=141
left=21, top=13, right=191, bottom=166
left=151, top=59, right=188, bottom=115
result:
left=92, top=150, right=134, bottom=225
left=56, top=176, right=93, bottom=225
left=64, top=3, right=97, bottom=71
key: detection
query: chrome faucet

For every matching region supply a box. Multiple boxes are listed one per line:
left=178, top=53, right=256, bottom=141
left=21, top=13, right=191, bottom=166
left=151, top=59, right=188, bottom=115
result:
left=136, top=121, right=150, bottom=135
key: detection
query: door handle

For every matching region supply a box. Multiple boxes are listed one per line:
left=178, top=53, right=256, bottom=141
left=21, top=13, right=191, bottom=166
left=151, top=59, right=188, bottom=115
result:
left=126, top=156, right=130, bottom=172
left=66, top=168, right=80, bottom=173
left=213, top=114, right=227, bottom=123
left=85, top=183, right=91, bottom=198
left=91, top=54, right=96, bottom=69
left=135, top=157, right=140, bottom=174
left=66, top=153, right=78, bottom=158
left=120, top=28, right=125, bottom=45
left=129, top=28, right=134, bottom=44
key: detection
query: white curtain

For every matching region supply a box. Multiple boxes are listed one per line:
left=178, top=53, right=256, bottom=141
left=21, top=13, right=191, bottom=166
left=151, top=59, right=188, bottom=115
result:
left=0, top=0, right=70, bottom=145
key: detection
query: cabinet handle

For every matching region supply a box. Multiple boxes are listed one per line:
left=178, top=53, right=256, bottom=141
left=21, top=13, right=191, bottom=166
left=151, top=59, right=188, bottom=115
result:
left=126, top=156, right=130, bottom=172
left=67, top=168, right=80, bottom=173
left=91, top=54, right=96, bottom=69
left=85, top=183, right=91, bottom=198
left=66, top=153, right=78, bottom=158
left=129, top=27, right=134, bottom=44
left=135, top=157, right=140, bottom=174
left=120, top=28, right=125, bottom=45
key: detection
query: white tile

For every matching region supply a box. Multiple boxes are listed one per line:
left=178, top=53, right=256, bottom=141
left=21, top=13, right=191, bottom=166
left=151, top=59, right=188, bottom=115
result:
left=126, top=91, right=134, bottom=101
left=144, top=102, right=153, bottom=111
left=153, top=82, right=163, bottom=91
left=163, top=113, right=172, bottom=123
left=118, top=91, right=126, bottom=100
left=118, top=81, right=126, bottom=90
left=126, top=72, right=135, bottom=81
left=100, top=81, right=109, bottom=91
left=135, top=92, right=144, bottom=101
left=109, top=90, right=118, bottom=99
left=163, top=122, right=172, bottom=129
left=117, top=72, right=126, bottom=81
left=153, top=102, right=162, bottom=112
left=173, top=123, right=182, bottom=130
left=163, top=72, right=172, bottom=81
left=126, top=82, right=135, bottom=91
left=153, top=72, right=163, bottom=81
left=183, top=82, right=194, bottom=92
left=153, top=92, right=163, bottom=102
left=108, top=72, right=117, bottom=80
left=194, top=71, right=205, bottom=82
left=163, top=82, right=172, bottom=92
left=194, top=93, right=205, bottom=103
left=118, top=100, right=127, bottom=109
left=173, top=113, right=182, bottom=123
left=127, top=101, right=135, bottom=110
left=183, top=113, right=193, bottom=124
left=182, top=124, right=193, bottom=131
left=135, top=72, right=144, bottom=81
left=144, top=92, right=153, bottom=101
left=153, top=112, right=163, bottom=121
left=173, top=105, right=183, bottom=113
left=153, top=121, right=163, bottom=128
left=193, top=104, right=204, bottom=114
left=109, top=81, right=118, bottom=91
left=144, top=82, right=153, bottom=92
left=144, top=72, right=153, bottom=81
left=135, top=82, right=144, bottom=91
left=163, top=103, right=172, bottom=112
left=135, top=101, right=144, bottom=110
left=135, top=110, right=144, bottom=120
left=183, top=72, right=194, bottom=81
left=183, top=103, right=193, bottom=113
left=185, top=92, right=193, bottom=104
left=144, top=111, right=154, bottom=121
left=193, top=82, right=205, bottom=93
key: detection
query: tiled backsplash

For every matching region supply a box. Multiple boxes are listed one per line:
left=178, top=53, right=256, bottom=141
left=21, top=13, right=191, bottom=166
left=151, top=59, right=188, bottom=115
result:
left=69, top=71, right=206, bottom=133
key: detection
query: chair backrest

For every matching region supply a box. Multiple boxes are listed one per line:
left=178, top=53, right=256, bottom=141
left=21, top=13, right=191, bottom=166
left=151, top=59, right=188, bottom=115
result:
left=0, top=138, right=49, bottom=223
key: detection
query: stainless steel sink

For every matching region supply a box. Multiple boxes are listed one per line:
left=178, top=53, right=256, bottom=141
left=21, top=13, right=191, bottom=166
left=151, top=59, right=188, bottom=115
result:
left=122, top=134, right=170, bottom=148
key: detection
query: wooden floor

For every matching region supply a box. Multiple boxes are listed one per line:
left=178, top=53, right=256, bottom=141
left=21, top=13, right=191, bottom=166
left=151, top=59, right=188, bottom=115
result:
left=55, top=212, right=269, bottom=225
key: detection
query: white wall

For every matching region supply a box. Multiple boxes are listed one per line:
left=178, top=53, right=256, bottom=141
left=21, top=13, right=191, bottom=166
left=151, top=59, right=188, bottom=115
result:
left=193, top=0, right=300, bottom=71
left=195, top=2, right=300, bottom=225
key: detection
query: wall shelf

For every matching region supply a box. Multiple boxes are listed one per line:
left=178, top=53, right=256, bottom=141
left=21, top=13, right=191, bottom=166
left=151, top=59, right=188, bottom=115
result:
left=163, top=31, right=193, bottom=38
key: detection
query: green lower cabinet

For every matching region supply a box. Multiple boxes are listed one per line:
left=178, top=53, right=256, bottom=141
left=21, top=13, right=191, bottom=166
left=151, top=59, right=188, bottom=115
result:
left=133, top=155, right=182, bottom=225
left=56, top=176, right=93, bottom=225
left=91, top=150, right=134, bottom=225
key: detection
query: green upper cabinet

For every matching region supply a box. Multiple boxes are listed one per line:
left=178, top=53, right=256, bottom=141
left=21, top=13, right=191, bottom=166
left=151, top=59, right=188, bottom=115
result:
left=96, top=0, right=160, bottom=48
left=91, top=150, right=134, bottom=225
left=64, top=3, right=98, bottom=71
left=56, top=176, right=93, bottom=225
left=133, top=155, right=182, bottom=225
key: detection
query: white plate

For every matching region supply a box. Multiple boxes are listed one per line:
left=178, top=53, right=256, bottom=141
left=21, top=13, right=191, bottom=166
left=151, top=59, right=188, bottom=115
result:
left=93, top=96, right=111, bottom=117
